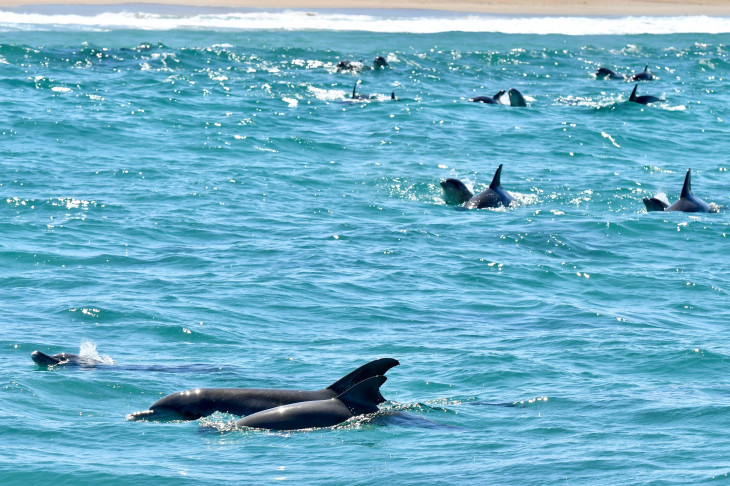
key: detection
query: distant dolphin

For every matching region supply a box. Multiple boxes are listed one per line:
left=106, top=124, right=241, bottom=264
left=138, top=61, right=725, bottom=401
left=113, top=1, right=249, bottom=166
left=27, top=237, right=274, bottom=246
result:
left=440, top=164, right=515, bottom=210
left=336, top=59, right=364, bottom=72
left=630, top=64, right=654, bottom=81
left=350, top=83, right=395, bottom=101
left=469, top=90, right=506, bottom=104
left=373, top=56, right=389, bottom=69
left=507, top=88, right=527, bottom=107
left=127, top=358, right=399, bottom=421
left=643, top=169, right=714, bottom=213
left=235, top=375, right=387, bottom=431
left=31, top=350, right=104, bottom=367
left=595, top=66, right=625, bottom=80
left=628, top=84, right=662, bottom=105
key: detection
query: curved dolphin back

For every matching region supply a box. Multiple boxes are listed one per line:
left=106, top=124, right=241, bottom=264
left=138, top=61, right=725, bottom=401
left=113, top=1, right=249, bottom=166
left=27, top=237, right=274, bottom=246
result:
left=326, top=358, right=399, bottom=395
left=668, top=168, right=711, bottom=212
left=337, top=375, right=388, bottom=415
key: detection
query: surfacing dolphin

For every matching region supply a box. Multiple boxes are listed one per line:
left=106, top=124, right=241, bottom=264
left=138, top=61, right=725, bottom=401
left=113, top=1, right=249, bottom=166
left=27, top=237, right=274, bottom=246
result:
left=595, top=66, right=625, bottom=80
left=350, top=83, right=395, bottom=101
left=235, top=375, right=387, bottom=431
left=440, top=164, right=515, bottom=210
left=628, top=84, right=662, bottom=105
left=469, top=90, right=506, bottom=104
left=127, top=358, right=399, bottom=421
left=630, top=64, right=654, bottom=81
left=31, top=350, right=106, bottom=367
left=643, top=168, right=715, bottom=213
left=507, top=88, right=527, bottom=107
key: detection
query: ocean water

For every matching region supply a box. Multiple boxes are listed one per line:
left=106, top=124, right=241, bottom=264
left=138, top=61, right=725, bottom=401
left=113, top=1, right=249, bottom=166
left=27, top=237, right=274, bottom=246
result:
left=2, top=7, right=730, bottom=484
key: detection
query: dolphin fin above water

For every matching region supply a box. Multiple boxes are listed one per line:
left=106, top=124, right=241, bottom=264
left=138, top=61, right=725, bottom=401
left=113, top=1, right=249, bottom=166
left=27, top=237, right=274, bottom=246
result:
left=127, top=358, right=399, bottom=421
left=643, top=169, right=713, bottom=213
left=235, top=375, right=388, bottom=431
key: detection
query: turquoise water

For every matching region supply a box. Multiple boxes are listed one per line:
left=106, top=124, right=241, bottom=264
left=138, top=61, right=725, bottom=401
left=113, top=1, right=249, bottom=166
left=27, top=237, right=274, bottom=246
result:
left=2, top=10, right=730, bottom=484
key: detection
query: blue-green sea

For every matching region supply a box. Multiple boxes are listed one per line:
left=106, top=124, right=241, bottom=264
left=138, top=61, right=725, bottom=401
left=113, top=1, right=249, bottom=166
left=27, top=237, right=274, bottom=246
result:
left=2, top=7, right=730, bottom=484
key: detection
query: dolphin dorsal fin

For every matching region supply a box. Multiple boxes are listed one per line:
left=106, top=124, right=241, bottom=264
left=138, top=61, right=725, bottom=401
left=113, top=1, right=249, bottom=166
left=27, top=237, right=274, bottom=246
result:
left=337, top=375, right=387, bottom=415
left=629, top=84, right=638, bottom=102
left=391, top=91, right=395, bottom=100
left=493, top=90, right=505, bottom=100
left=489, top=164, right=504, bottom=189
left=643, top=64, right=649, bottom=73
left=326, top=358, right=399, bottom=395
left=352, top=83, right=357, bottom=99
left=680, top=168, right=693, bottom=198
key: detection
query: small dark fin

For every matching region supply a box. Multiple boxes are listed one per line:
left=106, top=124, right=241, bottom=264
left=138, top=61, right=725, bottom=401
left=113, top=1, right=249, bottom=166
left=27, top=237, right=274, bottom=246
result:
left=327, top=358, right=399, bottom=395
left=643, top=197, right=669, bottom=212
left=337, top=375, right=387, bottom=415
left=493, top=90, right=505, bottom=100
left=680, top=168, right=693, bottom=198
left=391, top=91, right=395, bottom=100
left=643, top=64, right=649, bottom=73
left=629, top=84, right=638, bottom=102
left=352, top=83, right=357, bottom=99
left=489, top=164, right=504, bottom=189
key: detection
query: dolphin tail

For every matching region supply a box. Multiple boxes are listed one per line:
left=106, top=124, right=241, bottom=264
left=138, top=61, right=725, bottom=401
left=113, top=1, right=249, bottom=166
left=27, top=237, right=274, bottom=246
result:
left=337, top=375, right=388, bottom=415
left=489, top=164, right=504, bottom=189
left=680, top=168, right=693, bottom=198
left=326, top=358, right=399, bottom=395
left=629, top=84, right=638, bottom=102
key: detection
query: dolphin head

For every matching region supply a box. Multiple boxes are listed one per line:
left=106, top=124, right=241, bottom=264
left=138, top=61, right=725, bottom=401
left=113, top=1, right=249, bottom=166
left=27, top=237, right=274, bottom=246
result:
left=440, top=178, right=474, bottom=206
left=373, top=56, right=389, bottom=68
left=507, top=88, right=527, bottom=107
left=595, top=67, right=621, bottom=79
left=31, top=350, right=64, bottom=366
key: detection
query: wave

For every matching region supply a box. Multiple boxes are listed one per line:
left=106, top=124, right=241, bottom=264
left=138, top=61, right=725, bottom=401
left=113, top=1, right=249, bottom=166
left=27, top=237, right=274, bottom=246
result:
left=1, top=7, right=730, bottom=34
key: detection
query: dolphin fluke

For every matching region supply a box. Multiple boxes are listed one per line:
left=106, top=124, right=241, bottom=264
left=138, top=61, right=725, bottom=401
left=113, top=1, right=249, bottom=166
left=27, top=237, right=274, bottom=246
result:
left=327, top=358, right=399, bottom=395
left=337, top=375, right=388, bottom=414
left=489, top=163, right=504, bottom=190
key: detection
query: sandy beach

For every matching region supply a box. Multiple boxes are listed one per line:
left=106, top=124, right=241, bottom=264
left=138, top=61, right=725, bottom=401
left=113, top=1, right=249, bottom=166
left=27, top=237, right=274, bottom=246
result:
left=1, top=0, right=730, bottom=16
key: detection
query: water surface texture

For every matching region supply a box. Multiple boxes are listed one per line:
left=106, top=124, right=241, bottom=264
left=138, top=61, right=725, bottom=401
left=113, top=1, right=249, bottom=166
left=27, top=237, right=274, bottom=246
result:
left=2, top=10, right=730, bottom=484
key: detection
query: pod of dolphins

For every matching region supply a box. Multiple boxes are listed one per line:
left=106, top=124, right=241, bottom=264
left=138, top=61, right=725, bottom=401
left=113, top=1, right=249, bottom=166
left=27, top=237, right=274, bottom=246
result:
left=29, top=57, right=719, bottom=437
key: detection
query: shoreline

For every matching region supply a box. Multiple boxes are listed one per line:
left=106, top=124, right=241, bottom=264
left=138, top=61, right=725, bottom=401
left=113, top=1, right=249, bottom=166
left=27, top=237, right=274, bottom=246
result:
left=2, top=0, right=730, bottom=16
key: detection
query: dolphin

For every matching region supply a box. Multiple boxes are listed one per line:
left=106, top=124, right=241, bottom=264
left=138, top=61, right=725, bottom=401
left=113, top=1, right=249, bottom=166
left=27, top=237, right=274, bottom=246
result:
left=628, top=84, right=662, bottom=105
left=31, top=350, right=105, bottom=367
left=373, top=56, right=389, bottom=69
left=336, top=59, right=364, bottom=72
left=235, top=375, right=387, bottom=431
left=127, top=358, right=399, bottom=421
left=351, top=83, right=395, bottom=101
left=469, top=90, right=506, bottom=104
left=507, top=88, right=527, bottom=107
left=595, top=66, right=625, bottom=80
left=440, top=164, right=515, bottom=210
left=643, top=169, right=714, bottom=213
left=630, top=64, right=654, bottom=81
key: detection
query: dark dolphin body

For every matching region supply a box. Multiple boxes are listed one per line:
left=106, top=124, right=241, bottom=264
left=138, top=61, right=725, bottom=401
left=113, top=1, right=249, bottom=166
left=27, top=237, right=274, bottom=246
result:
left=628, top=84, right=662, bottom=105
left=440, top=164, right=515, bottom=210
left=469, top=90, right=505, bottom=104
left=236, top=375, right=387, bottom=431
left=373, top=56, right=389, bottom=69
left=351, top=83, right=395, bottom=101
left=127, top=358, right=399, bottom=421
left=595, top=66, right=625, bottom=80
left=630, top=64, right=654, bottom=81
left=31, top=350, right=104, bottom=367
left=507, top=88, right=527, bottom=107
left=643, top=169, right=714, bottom=213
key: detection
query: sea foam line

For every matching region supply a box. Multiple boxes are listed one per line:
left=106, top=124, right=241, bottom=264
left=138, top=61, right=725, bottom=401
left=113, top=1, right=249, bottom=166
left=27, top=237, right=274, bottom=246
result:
left=1, top=9, right=730, bottom=34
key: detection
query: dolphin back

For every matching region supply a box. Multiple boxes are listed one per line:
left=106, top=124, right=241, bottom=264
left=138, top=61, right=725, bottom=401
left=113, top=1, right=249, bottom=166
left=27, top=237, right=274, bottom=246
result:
left=667, top=169, right=711, bottom=212
left=336, top=375, right=388, bottom=415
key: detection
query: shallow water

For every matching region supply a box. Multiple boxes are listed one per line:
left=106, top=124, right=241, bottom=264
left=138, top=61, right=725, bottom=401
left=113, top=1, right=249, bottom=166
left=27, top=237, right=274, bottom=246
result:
left=2, top=10, right=730, bottom=484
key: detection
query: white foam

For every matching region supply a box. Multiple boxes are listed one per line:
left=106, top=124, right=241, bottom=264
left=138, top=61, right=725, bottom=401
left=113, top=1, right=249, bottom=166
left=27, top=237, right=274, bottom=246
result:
left=1, top=9, right=729, bottom=34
